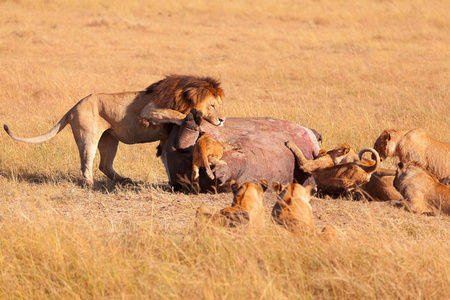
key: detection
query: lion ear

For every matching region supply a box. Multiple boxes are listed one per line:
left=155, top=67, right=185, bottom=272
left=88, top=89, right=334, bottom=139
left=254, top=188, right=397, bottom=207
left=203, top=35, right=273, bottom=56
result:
left=305, top=185, right=317, bottom=198
left=230, top=180, right=240, bottom=193
left=342, top=143, right=351, bottom=154
left=318, top=149, right=327, bottom=157
left=272, top=181, right=283, bottom=194
left=259, top=179, right=269, bottom=192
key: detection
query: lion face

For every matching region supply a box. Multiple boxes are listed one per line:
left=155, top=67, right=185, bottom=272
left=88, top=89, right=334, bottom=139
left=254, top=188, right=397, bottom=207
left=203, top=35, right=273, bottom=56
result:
left=327, top=143, right=351, bottom=163
left=374, top=130, right=394, bottom=161
left=196, top=95, right=225, bottom=126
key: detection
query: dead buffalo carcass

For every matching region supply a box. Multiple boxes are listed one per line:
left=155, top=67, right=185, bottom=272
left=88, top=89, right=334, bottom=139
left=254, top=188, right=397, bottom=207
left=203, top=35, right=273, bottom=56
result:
left=158, top=110, right=321, bottom=193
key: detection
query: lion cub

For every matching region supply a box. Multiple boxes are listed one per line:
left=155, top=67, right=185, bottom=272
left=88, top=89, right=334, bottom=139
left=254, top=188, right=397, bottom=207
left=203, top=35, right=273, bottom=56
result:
left=286, top=141, right=380, bottom=197
left=192, top=133, right=241, bottom=181
left=272, top=182, right=338, bottom=240
left=220, top=180, right=268, bottom=227
left=393, top=161, right=450, bottom=215
left=195, top=180, right=268, bottom=227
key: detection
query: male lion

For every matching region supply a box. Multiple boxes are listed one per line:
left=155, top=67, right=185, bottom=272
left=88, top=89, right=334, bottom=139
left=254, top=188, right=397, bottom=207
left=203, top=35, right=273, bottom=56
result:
left=393, top=161, right=450, bottom=215
left=4, top=75, right=225, bottom=187
left=374, top=129, right=450, bottom=183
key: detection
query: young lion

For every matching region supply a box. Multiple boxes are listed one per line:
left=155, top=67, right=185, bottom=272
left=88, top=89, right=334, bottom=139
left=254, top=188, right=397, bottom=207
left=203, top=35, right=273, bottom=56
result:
left=195, top=180, right=268, bottom=227
left=285, top=141, right=334, bottom=173
left=374, top=129, right=450, bottom=183
left=192, top=133, right=242, bottom=180
left=272, top=182, right=339, bottom=240
left=286, top=141, right=380, bottom=196
left=324, top=143, right=401, bottom=201
left=220, top=180, right=268, bottom=227
left=393, top=161, right=450, bottom=215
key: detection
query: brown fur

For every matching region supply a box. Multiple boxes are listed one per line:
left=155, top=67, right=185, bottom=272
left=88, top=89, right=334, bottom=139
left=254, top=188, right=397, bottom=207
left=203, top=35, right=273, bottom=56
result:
left=393, top=161, right=450, bottom=215
left=326, top=143, right=401, bottom=201
left=192, top=133, right=241, bottom=180
left=326, top=143, right=355, bottom=164
left=196, top=180, right=268, bottom=227
left=362, top=173, right=404, bottom=202
left=374, top=129, right=450, bottom=181
left=285, top=141, right=334, bottom=173
left=4, top=75, right=225, bottom=188
left=286, top=141, right=381, bottom=196
left=220, top=180, right=268, bottom=227
left=327, top=143, right=375, bottom=166
left=272, top=182, right=339, bottom=239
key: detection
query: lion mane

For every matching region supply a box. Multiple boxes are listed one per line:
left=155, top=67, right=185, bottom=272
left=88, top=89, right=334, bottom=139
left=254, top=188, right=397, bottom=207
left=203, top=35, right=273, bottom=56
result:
left=144, top=75, right=224, bottom=115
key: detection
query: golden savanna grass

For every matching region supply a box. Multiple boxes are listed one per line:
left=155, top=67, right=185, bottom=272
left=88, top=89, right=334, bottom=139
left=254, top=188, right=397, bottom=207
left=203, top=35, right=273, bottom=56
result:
left=0, top=0, right=449, bottom=298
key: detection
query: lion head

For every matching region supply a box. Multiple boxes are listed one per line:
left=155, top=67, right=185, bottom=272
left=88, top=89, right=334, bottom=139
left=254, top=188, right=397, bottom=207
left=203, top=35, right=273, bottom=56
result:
left=145, top=75, right=226, bottom=126
left=373, top=129, right=410, bottom=161
left=394, top=161, right=437, bottom=189
left=220, top=180, right=268, bottom=226
left=373, top=130, right=392, bottom=161
left=271, top=182, right=316, bottom=230
left=326, top=143, right=352, bottom=164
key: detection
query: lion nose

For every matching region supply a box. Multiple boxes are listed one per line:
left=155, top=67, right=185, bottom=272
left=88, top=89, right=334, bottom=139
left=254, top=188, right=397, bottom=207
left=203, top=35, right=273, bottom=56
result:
left=219, top=118, right=225, bottom=124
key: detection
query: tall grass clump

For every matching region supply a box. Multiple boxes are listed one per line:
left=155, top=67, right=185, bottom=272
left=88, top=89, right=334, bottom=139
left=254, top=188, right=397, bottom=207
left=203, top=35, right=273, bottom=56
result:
left=1, top=199, right=449, bottom=298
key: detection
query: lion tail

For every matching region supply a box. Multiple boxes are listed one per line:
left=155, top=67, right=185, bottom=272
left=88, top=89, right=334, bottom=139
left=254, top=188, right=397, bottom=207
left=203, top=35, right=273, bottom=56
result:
left=358, top=148, right=381, bottom=174
left=4, top=113, right=69, bottom=144
left=202, top=151, right=215, bottom=180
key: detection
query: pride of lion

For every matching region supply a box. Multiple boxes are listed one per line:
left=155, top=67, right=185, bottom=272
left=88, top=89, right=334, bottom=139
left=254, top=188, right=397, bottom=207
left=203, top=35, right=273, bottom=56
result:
left=4, top=74, right=450, bottom=240
left=195, top=124, right=449, bottom=234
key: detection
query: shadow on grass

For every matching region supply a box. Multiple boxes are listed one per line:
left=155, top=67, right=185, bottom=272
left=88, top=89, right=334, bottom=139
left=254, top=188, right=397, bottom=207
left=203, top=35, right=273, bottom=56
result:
left=0, top=169, right=173, bottom=194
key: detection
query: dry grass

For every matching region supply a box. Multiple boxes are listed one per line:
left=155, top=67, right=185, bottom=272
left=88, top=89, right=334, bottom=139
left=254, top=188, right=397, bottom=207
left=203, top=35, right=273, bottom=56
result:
left=0, top=0, right=449, bottom=298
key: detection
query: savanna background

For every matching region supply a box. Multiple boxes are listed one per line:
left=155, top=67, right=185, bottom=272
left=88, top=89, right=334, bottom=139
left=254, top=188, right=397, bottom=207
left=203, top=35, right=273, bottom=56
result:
left=0, top=0, right=449, bottom=298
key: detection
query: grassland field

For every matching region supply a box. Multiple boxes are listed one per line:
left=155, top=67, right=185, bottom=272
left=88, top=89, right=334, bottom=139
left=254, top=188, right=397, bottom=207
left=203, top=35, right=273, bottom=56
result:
left=0, top=0, right=449, bottom=298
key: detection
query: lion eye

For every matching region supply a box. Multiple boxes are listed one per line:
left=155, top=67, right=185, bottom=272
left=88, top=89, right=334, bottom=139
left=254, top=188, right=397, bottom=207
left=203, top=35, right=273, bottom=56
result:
left=211, top=105, right=216, bottom=109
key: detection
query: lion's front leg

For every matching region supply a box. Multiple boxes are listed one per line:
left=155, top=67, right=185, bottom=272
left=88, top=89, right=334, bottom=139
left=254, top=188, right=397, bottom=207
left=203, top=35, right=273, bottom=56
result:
left=140, top=102, right=186, bottom=126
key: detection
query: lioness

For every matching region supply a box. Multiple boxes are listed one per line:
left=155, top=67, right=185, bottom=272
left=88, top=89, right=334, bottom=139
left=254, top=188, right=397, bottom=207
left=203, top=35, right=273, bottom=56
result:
left=286, top=141, right=380, bottom=197
left=192, top=133, right=242, bottom=181
left=272, top=182, right=338, bottom=239
left=374, top=129, right=450, bottom=183
left=4, top=75, right=225, bottom=187
left=393, top=161, right=450, bottom=215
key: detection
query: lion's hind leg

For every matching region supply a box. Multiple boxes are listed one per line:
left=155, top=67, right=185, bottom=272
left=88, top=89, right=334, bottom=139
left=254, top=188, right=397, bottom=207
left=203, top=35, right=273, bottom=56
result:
left=98, top=131, right=130, bottom=184
left=71, top=126, right=103, bottom=188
